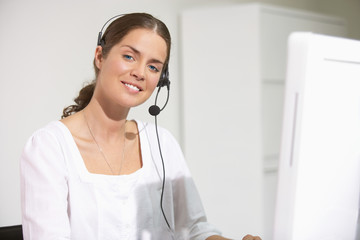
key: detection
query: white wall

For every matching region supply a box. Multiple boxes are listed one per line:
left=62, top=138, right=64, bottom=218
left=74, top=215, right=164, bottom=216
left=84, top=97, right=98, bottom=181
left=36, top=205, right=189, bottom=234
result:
left=1, top=0, right=359, bottom=234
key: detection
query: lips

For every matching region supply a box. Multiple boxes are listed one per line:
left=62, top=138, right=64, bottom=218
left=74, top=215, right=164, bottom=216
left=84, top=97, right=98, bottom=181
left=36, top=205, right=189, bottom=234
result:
left=122, top=81, right=143, bottom=92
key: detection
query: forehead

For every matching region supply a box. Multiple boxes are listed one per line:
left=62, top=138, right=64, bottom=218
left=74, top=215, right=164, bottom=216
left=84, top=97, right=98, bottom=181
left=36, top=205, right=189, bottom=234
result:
left=117, top=28, right=168, bottom=61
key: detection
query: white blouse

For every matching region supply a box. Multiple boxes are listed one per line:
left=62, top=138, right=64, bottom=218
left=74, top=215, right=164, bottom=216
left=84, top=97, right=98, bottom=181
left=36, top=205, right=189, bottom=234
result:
left=20, top=120, right=220, bottom=240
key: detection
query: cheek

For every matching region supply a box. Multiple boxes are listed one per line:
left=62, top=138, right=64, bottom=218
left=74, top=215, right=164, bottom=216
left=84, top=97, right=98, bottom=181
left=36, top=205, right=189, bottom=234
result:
left=112, top=62, right=130, bottom=76
left=101, top=59, right=130, bottom=77
left=148, top=76, right=160, bottom=91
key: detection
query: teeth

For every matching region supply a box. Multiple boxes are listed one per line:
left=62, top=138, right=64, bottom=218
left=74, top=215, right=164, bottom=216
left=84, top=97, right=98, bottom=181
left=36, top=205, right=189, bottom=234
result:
left=124, top=83, right=140, bottom=91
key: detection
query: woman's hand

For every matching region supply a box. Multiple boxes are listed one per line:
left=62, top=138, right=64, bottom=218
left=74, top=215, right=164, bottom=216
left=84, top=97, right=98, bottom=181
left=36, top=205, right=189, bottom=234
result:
left=242, top=234, right=262, bottom=240
left=207, top=234, right=261, bottom=240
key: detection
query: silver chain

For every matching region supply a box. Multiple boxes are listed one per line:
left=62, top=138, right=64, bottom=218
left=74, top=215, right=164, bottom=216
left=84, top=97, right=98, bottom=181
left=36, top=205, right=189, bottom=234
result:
left=83, top=110, right=126, bottom=175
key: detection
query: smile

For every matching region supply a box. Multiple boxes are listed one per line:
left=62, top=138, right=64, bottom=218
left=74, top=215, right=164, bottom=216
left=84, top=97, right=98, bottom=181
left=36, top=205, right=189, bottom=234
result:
left=122, top=82, right=142, bottom=92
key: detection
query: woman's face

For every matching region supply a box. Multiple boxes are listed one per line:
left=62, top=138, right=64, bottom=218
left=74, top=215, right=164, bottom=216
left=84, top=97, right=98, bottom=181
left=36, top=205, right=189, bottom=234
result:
left=94, top=28, right=168, bottom=109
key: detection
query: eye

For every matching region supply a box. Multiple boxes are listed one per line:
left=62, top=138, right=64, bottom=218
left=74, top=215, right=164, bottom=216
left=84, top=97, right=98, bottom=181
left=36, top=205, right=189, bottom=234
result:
left=148, top=65, right=160, bottom=72
left=123, top=55, right=134, bottom=61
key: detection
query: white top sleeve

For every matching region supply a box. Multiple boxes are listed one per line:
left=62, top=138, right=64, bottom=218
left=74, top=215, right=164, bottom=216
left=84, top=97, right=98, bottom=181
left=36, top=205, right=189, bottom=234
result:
left=20, top=127, right=71, bottom=240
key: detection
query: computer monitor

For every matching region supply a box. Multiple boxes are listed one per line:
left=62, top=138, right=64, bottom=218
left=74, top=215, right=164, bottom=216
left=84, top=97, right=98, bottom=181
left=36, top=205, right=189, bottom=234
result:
left=273, top=32, right=360, bottom=240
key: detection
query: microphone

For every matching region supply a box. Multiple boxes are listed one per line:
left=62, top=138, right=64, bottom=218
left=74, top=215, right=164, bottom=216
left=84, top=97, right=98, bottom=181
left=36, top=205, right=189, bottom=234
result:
left=148, top=81, right=170, bottom=116
left=149, top=105, right=161, bottom=116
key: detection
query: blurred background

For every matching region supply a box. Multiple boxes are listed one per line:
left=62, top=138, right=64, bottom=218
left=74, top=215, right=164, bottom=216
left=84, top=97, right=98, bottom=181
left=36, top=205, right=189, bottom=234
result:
left=1, top=0, right=359, bottom=239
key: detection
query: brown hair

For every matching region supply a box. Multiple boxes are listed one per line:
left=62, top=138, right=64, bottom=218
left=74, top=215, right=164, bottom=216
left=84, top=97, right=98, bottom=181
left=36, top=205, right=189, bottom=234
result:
left=61, top=13, right=171, bottom=118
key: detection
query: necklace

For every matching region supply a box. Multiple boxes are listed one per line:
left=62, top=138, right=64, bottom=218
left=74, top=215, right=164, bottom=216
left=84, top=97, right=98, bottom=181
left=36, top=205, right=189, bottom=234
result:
left=83, top=110, right=126, bottom=175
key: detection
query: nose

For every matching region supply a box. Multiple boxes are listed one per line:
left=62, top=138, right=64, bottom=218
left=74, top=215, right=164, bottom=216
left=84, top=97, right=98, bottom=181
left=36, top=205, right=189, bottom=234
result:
left=130, top=63, right=145, bottom=81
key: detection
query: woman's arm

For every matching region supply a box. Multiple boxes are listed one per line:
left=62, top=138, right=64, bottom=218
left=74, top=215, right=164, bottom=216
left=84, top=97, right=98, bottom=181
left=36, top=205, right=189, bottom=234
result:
left=20, top=127, right=70, bottom=239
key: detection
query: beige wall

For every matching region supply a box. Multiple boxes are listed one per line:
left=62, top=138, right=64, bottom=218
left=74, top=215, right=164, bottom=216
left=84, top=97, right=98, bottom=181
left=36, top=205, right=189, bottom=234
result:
left=261, top=0, right=360, bottom=39
left=180, top=0, right=360, bottom=40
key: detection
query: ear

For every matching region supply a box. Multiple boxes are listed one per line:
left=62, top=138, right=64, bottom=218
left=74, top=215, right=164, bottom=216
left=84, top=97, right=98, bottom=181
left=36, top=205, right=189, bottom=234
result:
left=94, top=46, right=103, bottom=70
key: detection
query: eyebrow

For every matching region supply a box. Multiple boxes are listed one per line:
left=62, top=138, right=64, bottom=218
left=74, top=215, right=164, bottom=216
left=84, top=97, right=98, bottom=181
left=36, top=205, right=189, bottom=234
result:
left=122, top=45, right=165, bottom=65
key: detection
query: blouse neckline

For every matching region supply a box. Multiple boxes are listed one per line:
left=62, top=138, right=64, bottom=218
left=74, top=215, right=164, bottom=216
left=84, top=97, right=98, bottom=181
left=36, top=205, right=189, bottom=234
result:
left=54, top=119, right=149, bottom=183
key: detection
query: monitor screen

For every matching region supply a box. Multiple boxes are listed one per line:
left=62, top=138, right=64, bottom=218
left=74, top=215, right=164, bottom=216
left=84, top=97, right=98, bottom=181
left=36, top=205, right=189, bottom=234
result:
left=274, top=32, right=360, bottom=240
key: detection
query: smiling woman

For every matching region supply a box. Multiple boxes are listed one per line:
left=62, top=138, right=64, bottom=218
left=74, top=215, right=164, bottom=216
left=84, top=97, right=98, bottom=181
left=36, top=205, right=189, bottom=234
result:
left=92, top=28, right=167, bottom=109
left=19, top=13, right=261, bottom=240
left=61, top=13, right=171, bottom=118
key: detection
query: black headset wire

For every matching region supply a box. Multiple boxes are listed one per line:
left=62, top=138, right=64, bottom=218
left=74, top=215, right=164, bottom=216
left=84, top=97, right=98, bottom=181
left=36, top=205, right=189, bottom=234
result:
left=153, top=86, right=171, bottom=231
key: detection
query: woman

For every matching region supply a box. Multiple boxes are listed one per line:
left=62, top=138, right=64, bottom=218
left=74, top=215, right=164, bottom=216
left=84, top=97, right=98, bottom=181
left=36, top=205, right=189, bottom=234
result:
left=20, top=13, right=261, bottom=240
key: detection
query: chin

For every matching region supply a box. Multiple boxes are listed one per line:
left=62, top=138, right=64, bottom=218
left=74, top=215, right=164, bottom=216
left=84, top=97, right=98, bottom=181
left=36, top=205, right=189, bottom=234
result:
left=121, top=98, right=149, bottom=109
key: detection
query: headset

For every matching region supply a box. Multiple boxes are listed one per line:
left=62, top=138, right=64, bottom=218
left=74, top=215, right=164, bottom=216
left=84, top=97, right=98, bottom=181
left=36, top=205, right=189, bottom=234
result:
left=98, top=14, right=172, bottom=233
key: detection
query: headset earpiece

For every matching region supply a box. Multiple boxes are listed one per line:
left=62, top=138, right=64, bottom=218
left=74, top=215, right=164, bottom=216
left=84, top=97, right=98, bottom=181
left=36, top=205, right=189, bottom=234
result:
left=97, top=32, right=103, bottom=46
left=157, top=65, right=170, bottom=89
left=97, top=14, right=125, bottom=47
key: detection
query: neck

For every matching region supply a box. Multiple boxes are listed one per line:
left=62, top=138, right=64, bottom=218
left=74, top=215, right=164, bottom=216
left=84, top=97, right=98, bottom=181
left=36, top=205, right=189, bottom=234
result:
left=83, top=97, right=129, bottom=142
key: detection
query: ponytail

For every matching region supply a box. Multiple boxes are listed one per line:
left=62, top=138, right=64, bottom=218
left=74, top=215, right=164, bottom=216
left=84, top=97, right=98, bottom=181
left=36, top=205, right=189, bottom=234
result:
left=61, top=81, right=95, bottom=118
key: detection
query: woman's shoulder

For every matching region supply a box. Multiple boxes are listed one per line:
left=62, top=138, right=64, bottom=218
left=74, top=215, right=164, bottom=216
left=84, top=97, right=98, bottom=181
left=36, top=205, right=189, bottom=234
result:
left=59, top=111, right=84, bottom=136
left=25, top=120, right=68, bottom=147
left=31, top=120, right=66, bottom=136
left=134, top=119, right=175, bottom=140
left=27, top=112, right=81, bottom=146
left=134, top=119, right=181, bottom=151
left=21, top=121, right=71, bottom=162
